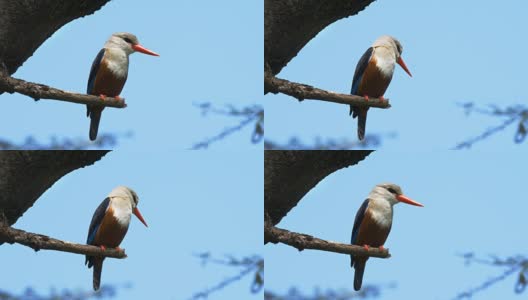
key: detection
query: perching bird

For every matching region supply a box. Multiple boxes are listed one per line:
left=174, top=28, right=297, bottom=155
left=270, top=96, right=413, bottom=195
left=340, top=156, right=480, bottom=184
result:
left=350, top=183, right=423, bottom=291
left=85, top=186, right=148, bottom=291
left=86, top=32, right=159, bottom=141
left=350, top=35, right=412, bottom=140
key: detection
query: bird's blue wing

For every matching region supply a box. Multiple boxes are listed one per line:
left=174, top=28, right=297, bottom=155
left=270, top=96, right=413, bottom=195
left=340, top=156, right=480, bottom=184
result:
left=87, top=49, right=105, bottom=94
left=86, top=197, right=110, bottom=246
left=350, top=199, right=369, bottom=267
left=351, top=199, right=370, bottom=244
left=351, top=47, right=374, bottom=95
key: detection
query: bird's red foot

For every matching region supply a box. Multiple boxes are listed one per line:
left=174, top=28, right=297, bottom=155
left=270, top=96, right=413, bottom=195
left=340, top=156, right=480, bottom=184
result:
left=99, top=245, right=107, bottom=251
left=380, top=96, right=386, bottom=102
left=115, top=95, right=123, bottom=101
left=363, top=95, right=370, bottom=101
left=99, top=94, right=107, bottom=100
left=116, top=246, right=125, bottom=253
left=363, top=244, right=370, bottom=251
left=379, top=245, right=385, bottom=251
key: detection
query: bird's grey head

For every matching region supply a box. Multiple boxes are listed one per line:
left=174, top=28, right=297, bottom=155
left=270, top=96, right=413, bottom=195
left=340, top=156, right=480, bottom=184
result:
left=370, top=182, right=404, bottom=206
left=109, top=185, right=139, bottom=208
left=105, top=32, right=140, bottom=55
left=372, top=35, right=403, bottom=58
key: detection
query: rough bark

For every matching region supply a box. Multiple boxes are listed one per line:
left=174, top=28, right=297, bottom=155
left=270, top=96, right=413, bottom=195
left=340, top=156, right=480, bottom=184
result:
left=0, top=151, right=109, bottom=225
left=265, top=72, right=390, bottom=108
left=0, top=224, right=127, bottom=259
left=0, top=74, right=126, bottom=108
left=264, top=150, right=372, bottom=227
left=0, top=0, right=111, bottom=75
left=265, top=224, right=390, bottom=258
left=264, top=0, right=376, bottom=75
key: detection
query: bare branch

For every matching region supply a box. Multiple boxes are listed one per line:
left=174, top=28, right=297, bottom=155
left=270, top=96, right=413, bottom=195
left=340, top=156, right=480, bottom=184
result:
left=0, top=224, right=127, bottom=259
left=0, top=74, right=126, bottom=108
left=265, top=283, right=394, bottom=300
left=191, top=103, right=263, bottom=149
left=0, top=133, right=129, bottom=150
left=0, top=284, right=122, bottom=300
left=453, top=253, right=528, bottom=299
left=189, top=254, right=263, bottom=300
left=264, top=72, right=390, bottom=109
left=265, top=225, right=390, bottom=259
left=264, top=133, right=395, bottom=150
left=455, top=102, right=528, bottom=149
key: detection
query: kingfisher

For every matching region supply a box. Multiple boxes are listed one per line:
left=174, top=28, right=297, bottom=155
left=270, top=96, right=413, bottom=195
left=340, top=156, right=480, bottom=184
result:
left=86, top=32, right=159, bottom=141
left=350, top=35, right=412, bottom=140
left=350, top=183, right=423, bottom=291
left=85, top=186, right=148, bottom=291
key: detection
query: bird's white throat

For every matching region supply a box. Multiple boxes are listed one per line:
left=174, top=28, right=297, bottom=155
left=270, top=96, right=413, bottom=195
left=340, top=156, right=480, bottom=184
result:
left=104, top=48, right=129, bottom=78
left=368, top=198, right=393, bottom=229
left=374, top=47, right=396, bottom=78
left=110, top=197, right=132, bottom=227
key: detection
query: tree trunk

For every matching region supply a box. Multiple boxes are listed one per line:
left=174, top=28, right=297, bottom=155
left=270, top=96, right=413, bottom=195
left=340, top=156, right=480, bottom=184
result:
left=0, top=151, right=108, bottom=225
left=264, top=0, right=376, bottom=75
left=0, top=0, right=111, bottom=75
left=264, top=150, right=372, bottom=226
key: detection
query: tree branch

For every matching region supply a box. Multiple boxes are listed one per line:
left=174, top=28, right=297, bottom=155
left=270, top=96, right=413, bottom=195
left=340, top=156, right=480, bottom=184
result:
left=0, top=0, right=111, bottom=74
left=265, top=0, right=376, bottom=74
left=0, top=224, right=127, bottom=259
left=0, top=151, right=109, bottom=225
left=0, top=74, right=126, bottom=108
left=189, top=254, right=263, bottom=300
left=454, top=102, right=528, bottom=149
left=264, top=72, right=390, bottom=109
left=264, top=133, right=395, bottom=150
left=265, top=225, right=390, bottom=259
left=265, top=150, right=373, bottom=226
left=191, top=103, right=263, bottom=149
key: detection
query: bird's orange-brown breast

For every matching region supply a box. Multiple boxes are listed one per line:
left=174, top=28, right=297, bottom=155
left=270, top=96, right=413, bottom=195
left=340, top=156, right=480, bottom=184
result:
left=93, top=206, right=129, bottom=248
left=91, top=60, right=126, bottom=97
left=354, top=209, right=390, bottom=247
left=357, top=56, right=392, bottom=98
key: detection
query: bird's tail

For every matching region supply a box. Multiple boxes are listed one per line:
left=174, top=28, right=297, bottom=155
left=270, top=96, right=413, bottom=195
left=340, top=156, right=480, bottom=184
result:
left=350, top=106, right=368, bottom=141
left=93, top=258, right=104, bottom=291
left=88, top=107, right=103, bottom=141
left=353, top=259, right=366, bottom=291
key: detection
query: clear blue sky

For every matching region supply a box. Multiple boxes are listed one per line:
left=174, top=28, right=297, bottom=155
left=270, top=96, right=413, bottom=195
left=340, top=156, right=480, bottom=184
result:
left=265, top=150, right=528, bottom=299
left=265, top=0, right=528, bottom=150
left=0, top=150, right=262, bottom=299
left=0, top=1, right=262, bottom=150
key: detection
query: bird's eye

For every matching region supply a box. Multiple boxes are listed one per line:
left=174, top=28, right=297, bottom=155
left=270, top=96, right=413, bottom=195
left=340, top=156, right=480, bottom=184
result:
left=123, top=37, right=133, bottom=44
left=387, top=187, right=397, bottom=194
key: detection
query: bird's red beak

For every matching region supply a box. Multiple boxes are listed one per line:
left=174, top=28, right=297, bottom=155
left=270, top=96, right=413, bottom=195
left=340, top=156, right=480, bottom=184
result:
left=397, top=194, right=423, bottom=207
left=397, top=57, right=412, bottom=77
left=132, top=44, right=160, bottom=56
left=133, top=207, right=148, bottom=227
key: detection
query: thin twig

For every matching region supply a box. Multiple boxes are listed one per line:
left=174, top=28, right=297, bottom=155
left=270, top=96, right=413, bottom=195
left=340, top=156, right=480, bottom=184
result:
left=191, top=104, right=263, bottom=149
left=453, top=253, right=528, bottom=299
left=188, top=254, right=263, bottom=300
left=455, top=102, right=528, bottom=148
